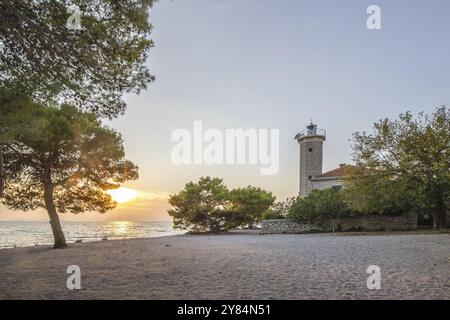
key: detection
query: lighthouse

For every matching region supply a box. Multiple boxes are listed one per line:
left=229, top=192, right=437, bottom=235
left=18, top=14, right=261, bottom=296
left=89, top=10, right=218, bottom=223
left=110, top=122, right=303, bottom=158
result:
left=295, top=122, right=326, bottom=197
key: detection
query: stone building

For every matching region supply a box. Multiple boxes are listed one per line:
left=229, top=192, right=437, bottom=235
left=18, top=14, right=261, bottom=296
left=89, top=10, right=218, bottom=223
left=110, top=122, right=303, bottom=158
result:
left=295, top=122, right=354, bottom=197
left=309, top=164, right=355, bottom=192
left=259, top=122, right=448, bottom=234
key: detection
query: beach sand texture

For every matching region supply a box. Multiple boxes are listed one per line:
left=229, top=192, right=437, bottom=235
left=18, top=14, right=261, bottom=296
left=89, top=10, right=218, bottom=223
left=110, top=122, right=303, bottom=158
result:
left=1, top=231, right=449, bottom=299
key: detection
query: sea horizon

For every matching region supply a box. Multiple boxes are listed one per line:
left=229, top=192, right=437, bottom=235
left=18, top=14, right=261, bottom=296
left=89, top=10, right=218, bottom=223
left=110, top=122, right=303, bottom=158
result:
left=0, top=220, right=184, bottom=249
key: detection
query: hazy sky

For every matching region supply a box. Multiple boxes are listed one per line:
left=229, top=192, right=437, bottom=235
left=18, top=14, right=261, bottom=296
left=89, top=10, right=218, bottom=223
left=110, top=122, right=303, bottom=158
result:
left=2, top=0, right=450, bottom=221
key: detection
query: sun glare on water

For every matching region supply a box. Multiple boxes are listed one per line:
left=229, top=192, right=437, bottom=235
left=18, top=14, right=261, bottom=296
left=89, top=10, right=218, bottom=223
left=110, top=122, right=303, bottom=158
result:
left=107, top=188, right=138, bottom=203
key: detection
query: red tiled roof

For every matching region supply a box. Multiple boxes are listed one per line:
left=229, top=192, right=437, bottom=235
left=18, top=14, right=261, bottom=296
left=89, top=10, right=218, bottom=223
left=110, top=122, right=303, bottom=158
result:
left=316, top=164, right=356, bottom=178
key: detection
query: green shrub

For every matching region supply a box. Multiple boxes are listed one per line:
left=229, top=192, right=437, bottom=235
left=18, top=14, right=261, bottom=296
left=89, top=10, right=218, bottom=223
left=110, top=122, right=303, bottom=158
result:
left=342, top=174, right=415, bottom=216
left=262, top=210, right=285, bottom=220
left=262, top=198, right=294, bottom=220
left=288, top=189, right=354, bottom=223
left=168, top=177, right=275, bottom=233
left=229, top=186, right=275, bottom=227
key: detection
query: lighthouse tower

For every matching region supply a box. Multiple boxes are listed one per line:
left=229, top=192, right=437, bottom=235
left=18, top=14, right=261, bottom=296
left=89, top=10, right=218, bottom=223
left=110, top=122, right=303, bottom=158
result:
left=295, top=122, right=326, bottom=197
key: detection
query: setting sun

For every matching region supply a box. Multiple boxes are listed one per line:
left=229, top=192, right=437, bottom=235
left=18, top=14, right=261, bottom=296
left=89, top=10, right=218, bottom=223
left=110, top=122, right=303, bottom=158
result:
left=107, top=188, right=138, bottom=203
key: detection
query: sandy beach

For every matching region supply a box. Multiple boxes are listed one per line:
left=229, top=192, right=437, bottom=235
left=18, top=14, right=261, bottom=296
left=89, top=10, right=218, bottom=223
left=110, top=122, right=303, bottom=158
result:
left=1, top=231, right=449, bottom=300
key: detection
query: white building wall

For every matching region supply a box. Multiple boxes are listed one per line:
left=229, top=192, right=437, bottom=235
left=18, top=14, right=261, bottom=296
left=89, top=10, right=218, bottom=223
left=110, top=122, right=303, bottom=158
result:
left=310, top=179, right=344, bottom=191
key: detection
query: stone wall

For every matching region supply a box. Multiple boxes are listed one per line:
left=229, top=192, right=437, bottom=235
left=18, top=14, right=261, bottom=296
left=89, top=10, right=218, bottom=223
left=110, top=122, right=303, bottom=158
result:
left=260, top=212, right=419, bottom=234
left=260, top=219, right=320, bottom=234
left=326, top=212, right=418, bottom=232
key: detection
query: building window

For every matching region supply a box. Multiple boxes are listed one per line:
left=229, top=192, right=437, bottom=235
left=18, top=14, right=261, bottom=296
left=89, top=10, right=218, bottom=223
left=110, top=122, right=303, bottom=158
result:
left=308, top=148, right=313, bottom=152
left=331, top=185, right=342, bottom=191
left=308, top=175, right=312, bottom=180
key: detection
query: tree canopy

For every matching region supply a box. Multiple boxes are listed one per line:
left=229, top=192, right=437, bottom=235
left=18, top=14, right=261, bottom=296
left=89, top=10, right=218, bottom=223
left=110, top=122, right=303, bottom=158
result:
left=343, top=171, right=415, bottom=215
left=1, top=96, right=138, bottom=247
left=229, top=186, right=275, bottom=227
left=0, top=0, right=154, bottom=200
left=0, top=0, right=155, bottom=117
left=347, top=106, right=450, bottom=229
left=168, top=177, right=275, bottom=233
left=168, top=177, right=231, bottom=233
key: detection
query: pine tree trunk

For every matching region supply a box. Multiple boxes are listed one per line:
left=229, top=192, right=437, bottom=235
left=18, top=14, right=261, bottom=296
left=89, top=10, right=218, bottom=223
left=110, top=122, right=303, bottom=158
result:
left=441, top=210, right=448, bottom=229
left=0, top=150, right=4, bottom=197
left=44, top=184, right=67, bottom=249
left=433, top=211, right=441, bottom=230
left=437, top=196, right=448, bottom=230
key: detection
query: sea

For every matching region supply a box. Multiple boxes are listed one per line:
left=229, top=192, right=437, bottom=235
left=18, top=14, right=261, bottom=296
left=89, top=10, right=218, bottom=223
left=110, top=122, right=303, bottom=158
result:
left=0, top=221, right=184, bottom=249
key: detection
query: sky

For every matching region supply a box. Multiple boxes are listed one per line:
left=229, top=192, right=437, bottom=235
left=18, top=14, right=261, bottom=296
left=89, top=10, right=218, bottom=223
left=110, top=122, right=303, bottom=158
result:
left=2, top=0, right=450, bottom=221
